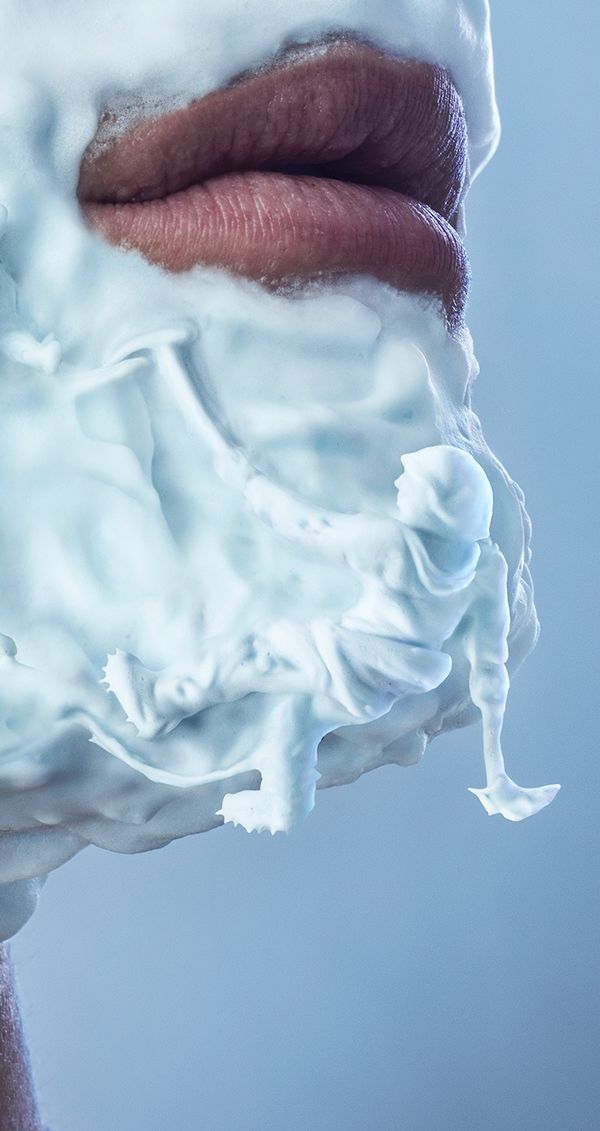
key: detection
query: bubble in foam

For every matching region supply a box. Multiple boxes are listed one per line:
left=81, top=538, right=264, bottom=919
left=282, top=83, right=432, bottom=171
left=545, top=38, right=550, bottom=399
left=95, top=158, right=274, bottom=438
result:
left=0, top=0, right=557, bottom=941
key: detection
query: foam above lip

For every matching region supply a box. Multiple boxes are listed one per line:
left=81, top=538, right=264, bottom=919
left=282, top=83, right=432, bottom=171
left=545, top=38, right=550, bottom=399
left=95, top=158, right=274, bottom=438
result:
left=0, top=0, right=499, bottom=195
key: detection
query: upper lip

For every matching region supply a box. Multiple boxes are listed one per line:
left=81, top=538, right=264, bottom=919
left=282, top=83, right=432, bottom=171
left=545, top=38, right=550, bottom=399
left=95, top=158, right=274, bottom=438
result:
left=78, top=37, right=470, bottom=327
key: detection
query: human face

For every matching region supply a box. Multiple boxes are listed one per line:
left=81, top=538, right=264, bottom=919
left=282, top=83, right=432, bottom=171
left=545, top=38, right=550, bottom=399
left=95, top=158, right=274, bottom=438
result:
left=0, top=1, right=539, bottom=940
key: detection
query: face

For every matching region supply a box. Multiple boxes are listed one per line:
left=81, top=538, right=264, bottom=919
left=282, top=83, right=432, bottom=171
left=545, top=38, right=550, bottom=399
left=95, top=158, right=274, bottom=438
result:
left=0, top=0, right=539, bottom=937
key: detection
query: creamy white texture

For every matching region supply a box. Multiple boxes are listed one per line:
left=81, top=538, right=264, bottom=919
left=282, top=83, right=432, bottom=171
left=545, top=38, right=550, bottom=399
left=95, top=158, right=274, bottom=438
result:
left=0, top=0, right=556, bottom=942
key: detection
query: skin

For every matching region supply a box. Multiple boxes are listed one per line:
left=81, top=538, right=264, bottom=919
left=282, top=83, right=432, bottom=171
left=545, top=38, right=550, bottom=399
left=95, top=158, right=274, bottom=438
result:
left=0, top=945, right=44, bottom=1131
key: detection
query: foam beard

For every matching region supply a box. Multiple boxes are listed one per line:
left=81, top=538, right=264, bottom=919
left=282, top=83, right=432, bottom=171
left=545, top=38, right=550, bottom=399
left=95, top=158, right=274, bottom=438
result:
left=0, top=5, right=558, bottom=940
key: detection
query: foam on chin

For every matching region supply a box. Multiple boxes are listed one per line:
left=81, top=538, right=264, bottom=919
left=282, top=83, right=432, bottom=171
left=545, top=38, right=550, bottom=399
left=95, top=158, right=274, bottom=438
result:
left=0, top=0, right=555, bottom=941
left=0, top=248, right=544, bottom=922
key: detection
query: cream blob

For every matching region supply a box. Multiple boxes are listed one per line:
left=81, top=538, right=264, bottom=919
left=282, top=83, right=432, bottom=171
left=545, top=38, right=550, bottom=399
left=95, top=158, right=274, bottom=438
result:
left=0, top=0, right=556, bottom=941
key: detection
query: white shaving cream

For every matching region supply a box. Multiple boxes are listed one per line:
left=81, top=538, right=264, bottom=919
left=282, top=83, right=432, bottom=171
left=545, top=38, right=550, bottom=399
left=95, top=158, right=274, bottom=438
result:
left=0, top=0, right=557, bottom=940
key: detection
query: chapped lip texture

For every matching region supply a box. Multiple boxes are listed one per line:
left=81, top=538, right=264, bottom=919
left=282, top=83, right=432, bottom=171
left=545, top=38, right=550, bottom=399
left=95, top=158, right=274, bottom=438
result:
left=78, top=38, right=470, bottom=328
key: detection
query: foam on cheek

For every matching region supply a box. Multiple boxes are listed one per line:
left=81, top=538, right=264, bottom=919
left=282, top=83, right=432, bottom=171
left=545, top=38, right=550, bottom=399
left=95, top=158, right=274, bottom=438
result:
left=0, top=1, right=557, bottom=942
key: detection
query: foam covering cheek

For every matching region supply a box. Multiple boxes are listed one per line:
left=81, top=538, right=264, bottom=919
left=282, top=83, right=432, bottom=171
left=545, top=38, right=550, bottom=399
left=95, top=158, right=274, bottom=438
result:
left=0, top=0, right=557, bottom=941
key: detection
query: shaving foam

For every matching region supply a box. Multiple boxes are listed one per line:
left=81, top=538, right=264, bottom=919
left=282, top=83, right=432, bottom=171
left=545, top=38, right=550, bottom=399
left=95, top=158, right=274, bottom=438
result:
left=0, top=0, right=557, bottom=942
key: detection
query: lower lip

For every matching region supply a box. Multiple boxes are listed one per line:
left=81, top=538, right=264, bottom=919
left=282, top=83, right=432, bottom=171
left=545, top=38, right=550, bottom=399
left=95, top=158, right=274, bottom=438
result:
left=81, top=170, right=467, bottom=327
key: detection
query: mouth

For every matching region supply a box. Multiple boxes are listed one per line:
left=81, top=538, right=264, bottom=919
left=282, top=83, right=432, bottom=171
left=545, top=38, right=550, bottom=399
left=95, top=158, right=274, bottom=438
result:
left=78, top=37, right=470, bottom=329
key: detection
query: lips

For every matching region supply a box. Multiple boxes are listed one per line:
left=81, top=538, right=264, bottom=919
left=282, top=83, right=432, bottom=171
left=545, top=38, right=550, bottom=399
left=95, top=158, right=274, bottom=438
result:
left=78, top=38, right=470, bottom=329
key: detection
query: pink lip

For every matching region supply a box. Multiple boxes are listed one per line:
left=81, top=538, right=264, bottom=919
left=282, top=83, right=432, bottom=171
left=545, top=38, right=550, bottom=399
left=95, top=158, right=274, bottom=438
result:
left=78, top=38, right=470, bottom=328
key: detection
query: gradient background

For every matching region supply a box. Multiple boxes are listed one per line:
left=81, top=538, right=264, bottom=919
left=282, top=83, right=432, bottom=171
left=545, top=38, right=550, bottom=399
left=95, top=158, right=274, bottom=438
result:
left=11, top=3, right=600, bottom=1128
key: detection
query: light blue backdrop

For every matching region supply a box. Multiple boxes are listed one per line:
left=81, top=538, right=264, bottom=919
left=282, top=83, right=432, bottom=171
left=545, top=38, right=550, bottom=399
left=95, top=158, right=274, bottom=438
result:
left=11, top=3, right=600, bottom=1128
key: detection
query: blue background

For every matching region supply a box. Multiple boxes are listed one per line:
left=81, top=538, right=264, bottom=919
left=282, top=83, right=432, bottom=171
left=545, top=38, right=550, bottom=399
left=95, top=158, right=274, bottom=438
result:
left=11, top=3, right=600, bottom=1128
